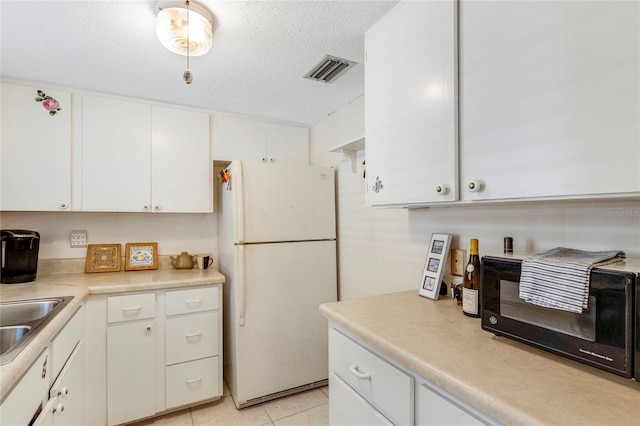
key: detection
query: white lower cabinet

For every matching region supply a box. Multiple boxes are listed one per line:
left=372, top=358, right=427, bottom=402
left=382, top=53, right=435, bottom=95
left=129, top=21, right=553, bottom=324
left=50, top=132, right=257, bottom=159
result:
left=86, top=285, right=222, bottom=426
left=329, top=326, right=493, bottom=426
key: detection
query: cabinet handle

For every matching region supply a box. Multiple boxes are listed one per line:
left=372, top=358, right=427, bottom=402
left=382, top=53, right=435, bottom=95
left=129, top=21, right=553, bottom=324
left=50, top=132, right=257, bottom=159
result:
left=185, top=331, right=202, bottom=339
left=41, top=355, right=48, bottom=379
left=154, top=205, right=160, bottom=211
left=435, top=184, right=449, bottom=195
left=186, top=299, right=202, bottom=306
left=122, top=305, right=142, bottom=312
left=185, top=377, right=202, bottom=384
left=349, top=364, right=371, bottom=380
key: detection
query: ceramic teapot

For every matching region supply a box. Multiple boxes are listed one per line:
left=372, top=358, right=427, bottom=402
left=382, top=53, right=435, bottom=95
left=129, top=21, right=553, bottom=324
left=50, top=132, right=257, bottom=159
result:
left=170, top=251, right=197, bottom=269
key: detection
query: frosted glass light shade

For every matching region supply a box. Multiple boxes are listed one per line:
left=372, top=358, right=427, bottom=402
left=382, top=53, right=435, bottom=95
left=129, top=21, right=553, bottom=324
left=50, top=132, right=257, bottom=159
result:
left=156, top=4, right=212, bottom=57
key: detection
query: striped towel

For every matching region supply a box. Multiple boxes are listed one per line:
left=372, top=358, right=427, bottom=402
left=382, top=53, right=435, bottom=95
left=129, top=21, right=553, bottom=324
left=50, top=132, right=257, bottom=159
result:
left=519, top=248, right=625, bottom=313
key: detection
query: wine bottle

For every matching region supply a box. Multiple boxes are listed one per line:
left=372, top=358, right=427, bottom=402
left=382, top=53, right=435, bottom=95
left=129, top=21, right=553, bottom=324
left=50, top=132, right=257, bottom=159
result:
left=462, top=238, right=481, bottom=317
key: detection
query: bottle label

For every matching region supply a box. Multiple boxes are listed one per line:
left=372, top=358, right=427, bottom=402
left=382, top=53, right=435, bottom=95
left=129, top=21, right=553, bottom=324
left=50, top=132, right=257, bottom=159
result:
left=462, top=288, right=479, bottom=315
left=466, top=264, right=475, bottom=273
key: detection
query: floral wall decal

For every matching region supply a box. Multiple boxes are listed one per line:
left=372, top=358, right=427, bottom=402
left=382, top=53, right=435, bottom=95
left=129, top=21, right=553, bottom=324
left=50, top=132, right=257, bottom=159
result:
left=35, top=90, right=62, bottom=116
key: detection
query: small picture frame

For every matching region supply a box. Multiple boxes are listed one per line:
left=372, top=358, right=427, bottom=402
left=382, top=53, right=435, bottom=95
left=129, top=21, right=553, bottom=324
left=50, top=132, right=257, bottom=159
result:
left=125, top=242, right=158, bottom=271
left=85, top=244, right=121, bottom=273
left=418, top=233, right=452, bottom=299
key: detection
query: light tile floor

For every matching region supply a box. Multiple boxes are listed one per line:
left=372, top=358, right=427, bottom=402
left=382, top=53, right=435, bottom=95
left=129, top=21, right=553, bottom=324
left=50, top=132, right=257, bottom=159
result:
left=129, top=382, right=329, bottom=426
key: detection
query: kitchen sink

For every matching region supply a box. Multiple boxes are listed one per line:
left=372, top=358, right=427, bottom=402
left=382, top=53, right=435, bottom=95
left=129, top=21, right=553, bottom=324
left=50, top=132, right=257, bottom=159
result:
left=0, top=297, right=73, bottom=364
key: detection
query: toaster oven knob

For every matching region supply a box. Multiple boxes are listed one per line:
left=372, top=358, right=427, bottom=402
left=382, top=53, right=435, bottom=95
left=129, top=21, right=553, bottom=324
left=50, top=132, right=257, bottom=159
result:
left=489, top=316, right=498, bottom=325
left=435, top=184, right=449, bottom=195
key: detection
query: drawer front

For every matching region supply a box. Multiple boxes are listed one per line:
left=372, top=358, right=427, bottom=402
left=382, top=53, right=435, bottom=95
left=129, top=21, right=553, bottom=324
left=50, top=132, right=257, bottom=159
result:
left=107, top=293, right=155, bottom=323
left=166, top=356, right=220, bottom=409
left=166, top=286, right=219, bottom=316
left=329, top=328, right=413, bottom=425
left=51, top=305, right=84, bottom=382
left=329, top=373, right=393, bottom=426
left=165, top=312, right=219, bottom=365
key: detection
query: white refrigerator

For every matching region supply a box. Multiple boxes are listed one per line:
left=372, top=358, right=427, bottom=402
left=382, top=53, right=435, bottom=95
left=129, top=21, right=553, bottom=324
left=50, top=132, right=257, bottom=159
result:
left=217, top=160, right=337, bottom=408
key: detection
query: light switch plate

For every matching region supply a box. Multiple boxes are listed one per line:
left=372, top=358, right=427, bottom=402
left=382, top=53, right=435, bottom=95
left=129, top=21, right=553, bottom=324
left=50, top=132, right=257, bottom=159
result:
left=450, top=249, right=466, bottom=276
left=70, top=230, right=87, bottom=247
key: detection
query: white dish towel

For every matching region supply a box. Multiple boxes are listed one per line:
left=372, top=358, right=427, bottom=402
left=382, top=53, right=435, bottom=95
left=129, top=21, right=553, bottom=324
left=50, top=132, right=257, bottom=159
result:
left=519, top=247, right=625, bottom=313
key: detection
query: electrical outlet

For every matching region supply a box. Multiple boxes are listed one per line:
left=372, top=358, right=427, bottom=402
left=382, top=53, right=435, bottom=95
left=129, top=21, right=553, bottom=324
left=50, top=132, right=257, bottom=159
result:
left=450, top=248, right=467, bottom=276
left=70, top=230, right=87, bottom=248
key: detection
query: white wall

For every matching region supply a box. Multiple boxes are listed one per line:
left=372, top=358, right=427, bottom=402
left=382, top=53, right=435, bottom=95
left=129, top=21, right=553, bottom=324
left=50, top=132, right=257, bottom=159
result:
left=310, top=96, right=640, bottom=301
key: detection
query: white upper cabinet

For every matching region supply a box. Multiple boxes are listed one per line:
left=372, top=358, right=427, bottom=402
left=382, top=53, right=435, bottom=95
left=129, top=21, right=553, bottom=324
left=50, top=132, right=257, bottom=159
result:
left=82, top=95, right=211, bottom=212
left=459, top=1, right=640, bottom=201
left=1, top=82, right=72, bottom=211
left=365, top=0, right=458, bottom=207
left=82, top=95, right=151, bottom=212
left=213, top=114, right=309, bottom=164
left=151, top=106, right=211, bottom=213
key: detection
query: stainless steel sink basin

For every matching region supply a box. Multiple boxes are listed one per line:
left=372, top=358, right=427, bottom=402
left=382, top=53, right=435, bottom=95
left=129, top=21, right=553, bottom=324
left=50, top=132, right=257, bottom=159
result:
left=0, top=297, right=73, bottom=364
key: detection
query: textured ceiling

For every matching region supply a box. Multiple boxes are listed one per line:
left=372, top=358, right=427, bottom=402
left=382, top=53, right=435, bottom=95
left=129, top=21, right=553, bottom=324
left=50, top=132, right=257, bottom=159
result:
left=0, top=0, right=398, bottom=126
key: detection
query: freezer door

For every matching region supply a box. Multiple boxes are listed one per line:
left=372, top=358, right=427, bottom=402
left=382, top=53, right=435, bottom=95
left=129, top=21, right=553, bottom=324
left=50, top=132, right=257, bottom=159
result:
left=234, top=161, right=336, bottom=243
left=232, top=240, right=337, bottom=405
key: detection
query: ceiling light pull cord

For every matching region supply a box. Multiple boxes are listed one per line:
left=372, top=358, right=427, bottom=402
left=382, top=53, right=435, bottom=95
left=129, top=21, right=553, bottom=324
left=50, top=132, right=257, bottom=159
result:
left=183, top=0, right=193, bottom=84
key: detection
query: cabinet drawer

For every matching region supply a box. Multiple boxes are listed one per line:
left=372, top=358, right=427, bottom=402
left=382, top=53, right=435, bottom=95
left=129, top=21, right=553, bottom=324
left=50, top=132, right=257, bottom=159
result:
left=165, top=357, right=219, bottom=409
left=107, top=293, right=155, bottom=323
left=165, top=312, right=219, bottom=365
left=329, top=373, right=393, bottom=426
left=166, top=286, right=218, bottom=316
left=329, top=328, right=413, bottom=425
left=50, top=305, right=84, bottom=383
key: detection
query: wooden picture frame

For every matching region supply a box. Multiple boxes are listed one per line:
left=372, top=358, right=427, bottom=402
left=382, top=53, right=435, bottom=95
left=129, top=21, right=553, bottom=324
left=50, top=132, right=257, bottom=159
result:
left=125, top=242, right=158, bottom=271
left=85, top=244, right=121, bottom=273
left=418, top=233, right=452, bottom=300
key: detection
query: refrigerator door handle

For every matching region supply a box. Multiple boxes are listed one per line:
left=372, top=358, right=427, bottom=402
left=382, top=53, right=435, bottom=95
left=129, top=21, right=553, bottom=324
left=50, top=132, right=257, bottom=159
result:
left=238, top=243, right=246, bottom=326
left=236, top=160, right=245, bottom=244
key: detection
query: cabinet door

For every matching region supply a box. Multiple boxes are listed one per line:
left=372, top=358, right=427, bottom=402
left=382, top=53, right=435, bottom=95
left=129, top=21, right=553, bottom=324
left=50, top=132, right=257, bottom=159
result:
left=1, top=82, right=71, bottom=211
left=329, top=373, right=393, bottom=426
left=107, top=321, right=155, bottom=425
left=82, top=95, right=151, bottom=212
left=35, top=341, right=86, bottom=426
left=460, top=1, right=640, bottom=200
left=213, top=115, right=266, bottom=162
left=265, top=123, right=309, bottom=164
left=365, top=1, right=457, bottom=206
left=417, top=382, right=484, bottom=426
left=152, top=106, right=211, bottom=213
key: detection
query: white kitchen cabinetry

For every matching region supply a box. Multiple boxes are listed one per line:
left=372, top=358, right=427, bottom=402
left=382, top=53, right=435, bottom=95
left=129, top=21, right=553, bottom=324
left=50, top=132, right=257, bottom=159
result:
left=365, top=0, right=457, bottom=207
left=82, top=95, right=211, bottom=212
left=213, top=114, right=309, bottom=164
left=164, top=287, right=221, bottom=409
left=459, top=1, right=640, bottom=201
left=106, top=293, right=156, bottom=426
left=0, top=351, right=50, bottom=425
left=0, top=82, right=72, bottom=211
left=328, top=326, right=492, bottom=426
left=85, top=285, right=223, bottom=426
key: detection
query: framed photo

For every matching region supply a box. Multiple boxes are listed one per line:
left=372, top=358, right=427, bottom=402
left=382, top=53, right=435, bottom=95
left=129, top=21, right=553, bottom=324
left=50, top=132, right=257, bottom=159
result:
left=125, top=242, right=158, bottom=271
left=418, top=233, right=452, bottom=299
left=85, top=244, right=121, bottom=273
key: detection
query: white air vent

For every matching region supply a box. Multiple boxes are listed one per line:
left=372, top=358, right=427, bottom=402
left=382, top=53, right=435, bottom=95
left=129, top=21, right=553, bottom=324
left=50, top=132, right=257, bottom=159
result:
left=304, top=55, right=356, bottom=84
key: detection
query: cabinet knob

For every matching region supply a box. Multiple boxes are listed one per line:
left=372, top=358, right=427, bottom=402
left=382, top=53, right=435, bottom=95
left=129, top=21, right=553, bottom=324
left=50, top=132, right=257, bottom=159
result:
left=53, top=403, right=64, bottom=414
left=261, top=157, right=267, bottom=162
left=153, top=205, right=160, bottom=211
left=59, top=203, right=68, bottom=209
left=146, top=325, right=152, bottom=332
left=143, top=205, right=150, bottom=211
left=435, top=184, right=449, bottom=195
left=58, top=387, right=69, bottom=398
left=467, top=180, right=482, bottom=193
left=268, top=158, right=274, bottom=163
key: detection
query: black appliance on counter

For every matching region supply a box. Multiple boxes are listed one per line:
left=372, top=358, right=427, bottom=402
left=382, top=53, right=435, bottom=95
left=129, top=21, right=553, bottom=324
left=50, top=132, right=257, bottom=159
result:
left=481, top=255, right=637, bottom=379
left=1, top=229, right=40, bottom=284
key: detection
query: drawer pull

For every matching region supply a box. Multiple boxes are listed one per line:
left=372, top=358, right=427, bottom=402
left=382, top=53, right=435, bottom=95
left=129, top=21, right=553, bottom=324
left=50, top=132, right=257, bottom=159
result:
left=185, top=331, right=202, bottom=339
left=185, top=377, right=202, bottom=385
left=349, top=364, right=371, bottom=380
left=186, top=299, right=202, bottom=306
left=122, top=305, right=142, bottom=312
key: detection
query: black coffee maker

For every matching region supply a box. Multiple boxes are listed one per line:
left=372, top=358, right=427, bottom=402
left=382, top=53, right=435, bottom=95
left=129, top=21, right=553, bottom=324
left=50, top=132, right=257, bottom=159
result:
left=1, top=230, right=40, bottom=283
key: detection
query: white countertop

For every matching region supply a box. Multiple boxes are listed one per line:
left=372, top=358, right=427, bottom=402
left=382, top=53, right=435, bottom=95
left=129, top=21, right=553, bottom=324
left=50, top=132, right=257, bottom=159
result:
left=320, top=290, right=640, bottom=425
left=0, top=267, right=225, bottom=401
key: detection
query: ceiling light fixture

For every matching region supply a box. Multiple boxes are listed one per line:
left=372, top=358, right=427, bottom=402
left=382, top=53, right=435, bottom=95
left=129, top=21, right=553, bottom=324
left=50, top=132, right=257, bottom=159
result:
left=155, top=0, right=213, bottom=84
